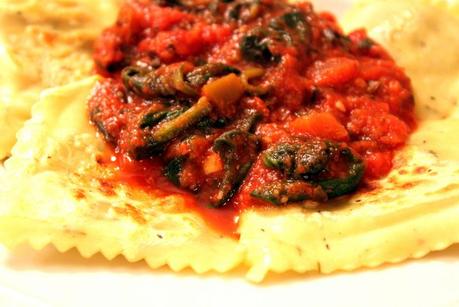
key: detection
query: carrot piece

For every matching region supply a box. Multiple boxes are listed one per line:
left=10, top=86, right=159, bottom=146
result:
left=203, top=152, right=223, bottom=175
left=289, top=112, right=349, bottom=141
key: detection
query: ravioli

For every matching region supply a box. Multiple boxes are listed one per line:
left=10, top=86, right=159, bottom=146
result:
left=0, top=0, right=121, bottom=160
left=1, top=0, right=459, bottom=283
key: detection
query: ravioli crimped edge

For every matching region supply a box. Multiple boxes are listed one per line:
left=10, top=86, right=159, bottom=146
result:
left=0, top=75, right=459, bottom=282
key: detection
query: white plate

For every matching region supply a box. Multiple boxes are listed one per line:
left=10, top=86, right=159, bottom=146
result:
left=2, top=1, right=459, bottom=307
left=1, top=244, right=459, bottom=307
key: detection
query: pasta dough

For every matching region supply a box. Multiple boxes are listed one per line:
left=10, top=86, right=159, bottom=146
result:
left=0, top=0, right=121, bottom=160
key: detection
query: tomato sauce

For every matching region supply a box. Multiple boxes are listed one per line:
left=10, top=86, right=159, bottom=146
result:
left=107, top=152, right=240, bottom=236
left=89, top=0, right=415, bottom=235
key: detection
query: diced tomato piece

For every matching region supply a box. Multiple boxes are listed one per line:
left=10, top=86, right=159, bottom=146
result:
left=255, top=123, right=289, bottom=146
left=348, top=109, right=410, bottom=147
left=364, top=151, right=394, bottom=179
left=289, top=112, right=349, bottom=141
left=203, top=152, right=223, bottom=175
left=308, top=57, right=360, bottom=87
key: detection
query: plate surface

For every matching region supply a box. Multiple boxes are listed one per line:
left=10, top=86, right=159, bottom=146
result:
left=1, top=244, right=459, bottom=307
left=1, top=1, right=459, bottom=307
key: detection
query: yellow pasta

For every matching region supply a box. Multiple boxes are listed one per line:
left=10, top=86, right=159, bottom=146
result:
left=0, top=0, right=120, bottom=160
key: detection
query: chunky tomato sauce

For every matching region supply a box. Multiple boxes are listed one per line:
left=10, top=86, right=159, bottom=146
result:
left=90, top=0, right=415, bottom=234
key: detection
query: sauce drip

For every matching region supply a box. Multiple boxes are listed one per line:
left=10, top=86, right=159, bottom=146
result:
left=103, top=152, right=240, bottom=236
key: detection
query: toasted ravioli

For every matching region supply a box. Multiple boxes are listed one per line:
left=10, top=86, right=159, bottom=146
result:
left=1, top=0, right=459, bottom=283
left=0, top=0, right=120, bottom=160
left=0, top=77, right=458, bottom=282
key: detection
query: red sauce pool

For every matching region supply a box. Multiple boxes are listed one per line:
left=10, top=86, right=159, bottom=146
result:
left=103, top=152, right=240, bottom=236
